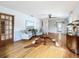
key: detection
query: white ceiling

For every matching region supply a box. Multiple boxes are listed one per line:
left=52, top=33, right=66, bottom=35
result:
left=0, top=1, right=78, bottom=18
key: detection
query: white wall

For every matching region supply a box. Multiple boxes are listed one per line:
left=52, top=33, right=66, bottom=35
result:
left=48, top=20, right=57, bottom=33
left=0, top=6, right=41, bottom=41
left=42, top=18, right=48, bottom=34
left=48, top=18, right=67, bottom=34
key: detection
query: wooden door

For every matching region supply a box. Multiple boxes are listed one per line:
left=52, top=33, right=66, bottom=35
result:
left=0, top=13, right=14, bottom=48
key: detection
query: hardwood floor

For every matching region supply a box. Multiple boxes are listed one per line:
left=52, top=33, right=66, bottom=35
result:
left=0, top=33, right=78, bottom=58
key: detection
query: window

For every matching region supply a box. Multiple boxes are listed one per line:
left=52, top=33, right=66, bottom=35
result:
left=25, top=20, right=34, bottom=27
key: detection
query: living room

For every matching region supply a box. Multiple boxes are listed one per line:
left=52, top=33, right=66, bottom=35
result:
left=0, top=1, right=79, bottom=58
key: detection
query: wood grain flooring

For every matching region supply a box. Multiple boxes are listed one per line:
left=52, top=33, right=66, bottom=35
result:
left=0, top=34, right=78, bottom=58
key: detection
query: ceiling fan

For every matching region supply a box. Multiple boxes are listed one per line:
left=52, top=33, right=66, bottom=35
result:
left=48, top=14, right=59, bottom=18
